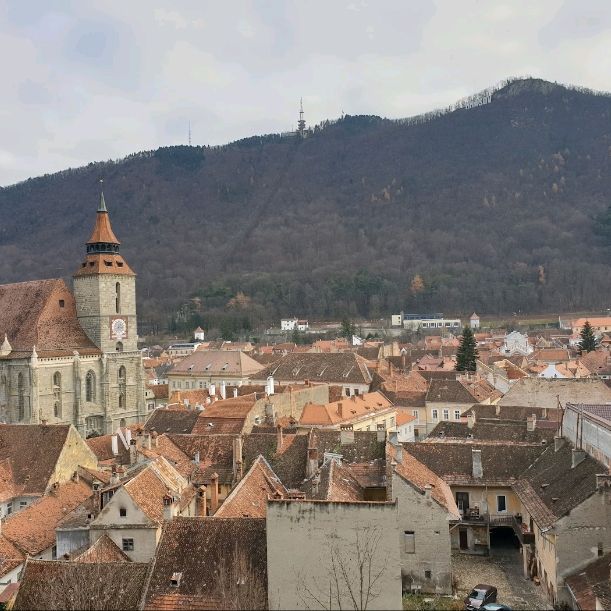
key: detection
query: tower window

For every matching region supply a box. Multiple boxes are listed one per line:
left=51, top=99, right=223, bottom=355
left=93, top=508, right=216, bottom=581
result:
left=53, top=372, right=62, bottom=419
left=116, top=342, right=124, bottom=352
left=116, top=282, right=121, bottom=314
left=17, top=373, right=25, bottom=421
left=85, top=371, right=96, bottom=402
left=59, top=300, right=65, bottom=308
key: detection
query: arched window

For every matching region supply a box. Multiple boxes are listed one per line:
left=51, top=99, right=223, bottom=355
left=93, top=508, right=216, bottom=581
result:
left=115, top=282, right=121, bottom=314
left=118, top=366, right=126, bottom=410
left=53, top=372, right=62, bottom=419
left=17, top=373, right=25, bottom=421
left=116, top=342, right=123, bottom=352
left=85, top=371, right=96, bottom=402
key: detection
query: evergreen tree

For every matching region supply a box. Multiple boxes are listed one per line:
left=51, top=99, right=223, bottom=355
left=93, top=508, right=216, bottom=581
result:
left=455, top=326, right=479, bottom=372
left=340, top=318, right=356, bottom=339
left=578, top=320, right=599, bottom=354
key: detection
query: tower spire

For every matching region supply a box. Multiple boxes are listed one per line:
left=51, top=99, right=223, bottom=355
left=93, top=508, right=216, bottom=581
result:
left=98, top=179, right=107, bottom=212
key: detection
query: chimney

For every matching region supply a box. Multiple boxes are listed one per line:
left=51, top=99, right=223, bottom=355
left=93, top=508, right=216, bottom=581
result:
left=337, top=402, right=343, bottom=418
left=41, top=419, right=48, bottom=426
left=472, top=449, right=483, bottom=479
left=205, top=397, right=211, bottom=405
left=395, top=444, right=403, bottom=464
left=144, top=433, right=152, bottom=451
left=220, top=381, right=226, bottom=400
left=265, top=402, right=275, bottom=425
left=110, top=465, right=120, bottom=485
left=163, top=495, right=174, bottom=521
left=571, top=448, right=586, bottom=469
left=232, top=436, right=243, bottom=481
left=111, top=435, right=119, bottom=456
left=125, top=429, right=132, bottom=445
left=306, top=446, right=319, bottom=478
left=197, top=485, right=207, bottom=517
left=401, top=353, right=406, bottom=369
left=265, top=376, right=276, bottom=395
left=527, top=414, right=537, bottom=433
left=151, top=430, right=158, bottom=448
left=467, top=413, right=476, bottom=429
left=495, top=403, right=501, bottom=416
left=72, top=471, right=80, bottom=484
left=210, top=472, right=219, bottom=514
left=194, top=450, right=200, bottom=465
left=92, top=481, right=101, bottom=514
left=209, top=383, right=216, bottom=397
left=276, top=424, right=283, bottom=454
left=424, top=484, right=432, bottom=498
left=554, top=435, right=565, bottom=452
left=233, top=387, right=238, bottom=398
left=129, top=439, right=137, bottom=465
left=312, top=470, right=321, bottom=495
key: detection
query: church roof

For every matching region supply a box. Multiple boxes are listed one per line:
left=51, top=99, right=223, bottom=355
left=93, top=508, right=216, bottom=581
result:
left=86, top=207, right=120, bottom=245
left=0, top=279, right=100, bottom=358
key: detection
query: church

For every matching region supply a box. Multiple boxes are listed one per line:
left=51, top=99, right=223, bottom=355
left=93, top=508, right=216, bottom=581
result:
left=0, top=192, right=145, bottom=436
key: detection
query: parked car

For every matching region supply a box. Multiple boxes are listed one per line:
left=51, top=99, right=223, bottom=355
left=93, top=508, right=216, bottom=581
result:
left=464, top=584, right=498, bottom=610
left=482, top=604, right=512, bottom=611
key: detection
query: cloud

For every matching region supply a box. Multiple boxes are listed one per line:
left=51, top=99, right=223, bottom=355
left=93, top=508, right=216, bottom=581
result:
left=0, top=0, right=609, bottom=185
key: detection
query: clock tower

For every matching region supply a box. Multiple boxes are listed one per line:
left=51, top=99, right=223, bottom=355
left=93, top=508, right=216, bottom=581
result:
left=73, top=191, right=137, bottom=353
left=73, top=189, right=145, bottom=432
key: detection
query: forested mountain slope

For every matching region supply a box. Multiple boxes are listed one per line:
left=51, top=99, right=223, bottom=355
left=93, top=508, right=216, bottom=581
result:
left=2, top=77, right=611, bottom=330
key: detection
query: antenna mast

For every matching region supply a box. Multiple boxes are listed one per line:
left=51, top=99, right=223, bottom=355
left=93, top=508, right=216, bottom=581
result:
left=297, top=98, right=306, bottom=137
left=188, top=121, right=192, bottom=146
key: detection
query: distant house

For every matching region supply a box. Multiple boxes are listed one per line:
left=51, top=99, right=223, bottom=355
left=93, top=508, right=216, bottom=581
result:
left=501, top=331, right=533, bottom=356
left=470, top=313, right=480, bottom=330
left=251, top=352, right=372, bottom=397
left=193, top=326, right=205, bottom=341
left=280, top=317, right=308, bottom=331
left=168, top=349, right=264, bottom=390
left=167, top=342, right=202, bottom=357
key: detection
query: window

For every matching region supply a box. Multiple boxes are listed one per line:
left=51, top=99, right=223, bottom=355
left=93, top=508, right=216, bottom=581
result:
left=431, top=409, right=438, bottom=421
left=456, top=492, right=469, bottom=512
left=354, top=389, right=360, bottom=396
left=53, top=371, right=62, bottom=417
left=116, top=341, right=124, bottom=352
left=115, top=282, right=121, bottom=314
left=119, top=507, right=127, bottom=517
left=85, top=370, right=96, bottom=402
left=454, top=410, right=461, bottom=420
left=118, top=366, right=126, bottom=410
left=122, top=538, right=134, bottom=551
left=424, top=570, right=432, bottom=579
left=52, top=545, right=57, bottom=560
left=17, top=373, right=25, bottom=421
left=497, top=495, right=507, bottom=513
left=345, top=388, right=351, bottom=396
left=443, top=409, right=449, bottom=421
left=412, top=410, right=419, bottom=422
left=58, top=299, right=65, bottom=308
left=6, top=502, right=12, bottom=515
left=404, top=531, right=415, bottom=554
left=390, top=416, right=395, bottom=427
left=19, top=501, right=27, bottom=509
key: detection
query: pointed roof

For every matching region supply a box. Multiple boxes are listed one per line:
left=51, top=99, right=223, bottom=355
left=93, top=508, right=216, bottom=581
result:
left=86, top=195, right=120, bottom=245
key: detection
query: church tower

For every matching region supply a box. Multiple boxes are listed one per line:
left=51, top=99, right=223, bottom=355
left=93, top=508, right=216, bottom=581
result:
left=73, top=189, right=145, bottom=433
left=73, top=191, right=137, bottom=353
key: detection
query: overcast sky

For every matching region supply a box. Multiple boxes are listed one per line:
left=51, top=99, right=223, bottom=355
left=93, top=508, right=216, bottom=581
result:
left=1, top=0, right=610, bottom=186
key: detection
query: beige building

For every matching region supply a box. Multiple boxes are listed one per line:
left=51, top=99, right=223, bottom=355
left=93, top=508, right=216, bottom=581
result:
left=267, top=499, right=403, bottom=610
left=167, top=349, right=264, bottom=391
left=298, top=391, right=397, bottom=432
left=0, top=193, right=146, bottom=436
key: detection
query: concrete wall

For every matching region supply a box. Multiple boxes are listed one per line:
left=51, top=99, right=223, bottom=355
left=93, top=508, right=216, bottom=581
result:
left=267, top=500, right=403, bottom=610
left=391, top=472, right=452, bottom=594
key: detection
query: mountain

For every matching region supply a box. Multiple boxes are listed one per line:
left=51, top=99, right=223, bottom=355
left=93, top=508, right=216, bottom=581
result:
left=2, top=77, right=611, bottom=334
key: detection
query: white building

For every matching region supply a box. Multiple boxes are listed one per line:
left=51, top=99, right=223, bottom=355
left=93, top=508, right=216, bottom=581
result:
left=501, top=331, right=533, bottom=356
left=394, top=313, right=461, bottom=331
left=470, top=313, right=480, bottom=330
left=281, top=318, right=309, bottom=331
left=167, top=342, right=201, bottom=357
left=193, top=327, right=205, bottom=341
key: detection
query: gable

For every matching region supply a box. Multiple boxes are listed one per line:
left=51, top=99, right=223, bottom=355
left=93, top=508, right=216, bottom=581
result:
left=92, top=487, right=154, bottom=527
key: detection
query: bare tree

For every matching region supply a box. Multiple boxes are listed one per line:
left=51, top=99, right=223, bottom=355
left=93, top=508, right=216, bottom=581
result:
left=214, top=543, right=268, bottom=610
left=296, top=525, right=388, bottom=611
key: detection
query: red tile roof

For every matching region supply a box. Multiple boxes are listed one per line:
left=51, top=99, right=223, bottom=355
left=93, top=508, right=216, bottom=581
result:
left=73, top=534, right=131, bottom=563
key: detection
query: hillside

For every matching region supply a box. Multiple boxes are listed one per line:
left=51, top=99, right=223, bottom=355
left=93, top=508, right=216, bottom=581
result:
left=2, top=77, right=611, bottom=334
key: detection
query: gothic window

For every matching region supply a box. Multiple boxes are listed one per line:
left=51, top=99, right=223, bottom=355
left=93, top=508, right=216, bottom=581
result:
left=0, top=375, right=6, bottom=406
left=17, top=373, right=25, bottom=421
left=115, top=282, right=121, bottom=314
left=53, top=372, right=62, bottom=419
left=116, top=342, right=124, bottom=352
left=85, top=371, right=96, bottom=402
left=118, top=366, right=126, bottom=410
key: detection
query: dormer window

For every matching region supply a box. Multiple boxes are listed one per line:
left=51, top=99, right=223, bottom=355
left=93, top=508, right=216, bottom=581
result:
left=59, top=300, right=65, bottom=308
left=170, top=572, right=183, bottom=587
left=119, top=507, right=127, bottom=517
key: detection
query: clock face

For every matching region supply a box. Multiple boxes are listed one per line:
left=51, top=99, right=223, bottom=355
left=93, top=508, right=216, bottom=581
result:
left=110, top=317, right=127, bottom=340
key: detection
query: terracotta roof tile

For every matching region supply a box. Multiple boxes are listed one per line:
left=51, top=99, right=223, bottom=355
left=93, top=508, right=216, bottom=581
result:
left=73, top=534, right=132, bottom=563
left=299, top=391, right=394, bottom=426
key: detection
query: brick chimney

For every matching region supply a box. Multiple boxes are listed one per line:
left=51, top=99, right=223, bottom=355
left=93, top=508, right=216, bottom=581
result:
left=197, top=485, right=207, bottom=517
left=472, top=448, right=483, bottom=479
left=210, top=472, right=219, bottom=514
left=467, top=413, right=476, bottom=429
left=527, top=414, right=537, bottom=433
left=232, top=436, right=243, bottom=482
left=337, top=402, right=343, bottom=418
left=276, top=424, right=283, bottom=454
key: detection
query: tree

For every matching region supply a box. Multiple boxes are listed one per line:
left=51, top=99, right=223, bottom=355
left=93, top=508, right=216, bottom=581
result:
left=340, top=318, right=357, bottom=339
left=455, top=326, right=478, bottom=372
left=296, top=526, right=387, bottom=610
left=410, top=275, right=424, bottom=295
left=578, top=320, right=599, bottom=354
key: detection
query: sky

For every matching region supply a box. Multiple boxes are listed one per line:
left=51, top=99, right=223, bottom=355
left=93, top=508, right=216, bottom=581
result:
left=1, top=0, right=611, bottom=186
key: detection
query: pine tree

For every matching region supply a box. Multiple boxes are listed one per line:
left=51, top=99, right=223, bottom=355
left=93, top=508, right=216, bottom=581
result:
left=578, top=320, right=598, bottom=354
left=455, top=326, right=479, bottom=372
